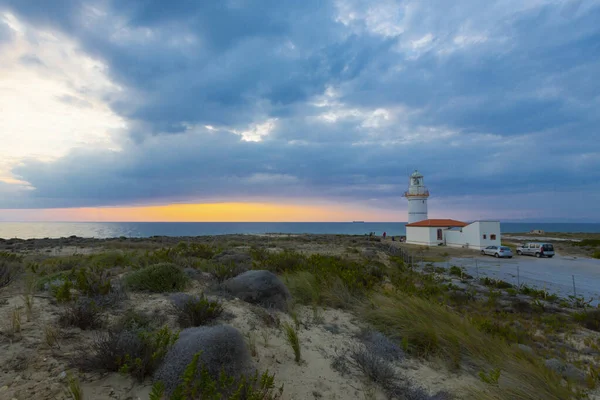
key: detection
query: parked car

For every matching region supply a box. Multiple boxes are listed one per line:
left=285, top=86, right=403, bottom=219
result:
left=481, top=245, right=513, bottom=258
left=516, top=243, right=555, bottom=258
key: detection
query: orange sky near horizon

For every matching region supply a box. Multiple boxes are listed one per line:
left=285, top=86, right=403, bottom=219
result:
left=0, top=202, right=399, bottom=222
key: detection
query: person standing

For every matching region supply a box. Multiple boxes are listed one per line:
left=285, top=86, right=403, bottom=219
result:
left=383, top=231, right=387, bottom=240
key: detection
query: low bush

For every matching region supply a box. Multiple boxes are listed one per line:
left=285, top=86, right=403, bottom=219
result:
left=208, top=263, right=247, bottom=283
left=574, top=239, right=600, bottom=247
left=592, top=250, right=600, bottom=260
left=480, top=277, right=513, bottom=289
left=519, top=284, right=557, bottom=301
left=0, top=260, right=16, bottom=289
left=151, top=352, right=283, bottom=400
left=59, top=297, right=103, bottom=330
left=573, top=309, right=600, bottom=332
left=74, top=267, right=112, bottom=297
left=78, top=325, right=179, bottom=381
left=125, top=263, right=188, bottom=292
left=349, top=344, right=396, bottom=387
left=170, top=293, right=223, bottom=328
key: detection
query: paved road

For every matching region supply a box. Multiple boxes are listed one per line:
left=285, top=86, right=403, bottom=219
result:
left=438, top=254, right=600, bottom=304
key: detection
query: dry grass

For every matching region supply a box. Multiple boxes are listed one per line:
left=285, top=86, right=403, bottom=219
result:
left=44, top=323, right=61, bottom=348
left=11, top=307, right=22, bottom=335
left=357, top=293, right=574, bottom=399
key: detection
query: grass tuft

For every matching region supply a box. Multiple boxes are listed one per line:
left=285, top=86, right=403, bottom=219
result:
left=282, top=322, right=301, bottom=363
left=11, top=307, right=22, bottom=335
left=44, top=323, right=61, bottom=348
left=66, top=372, right=83, bottom=400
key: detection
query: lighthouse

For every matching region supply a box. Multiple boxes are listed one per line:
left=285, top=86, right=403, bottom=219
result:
left=404, top=170, right=429, bottom=224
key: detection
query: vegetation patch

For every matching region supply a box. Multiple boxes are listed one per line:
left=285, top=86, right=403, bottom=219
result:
left=59, top=297, right=103, bottom=330
left=480, top=277, right=513, bottom=289
left=573, top=309, right=600, bottom=332
left=77, top=324, right=179, bottom=381
left=125, top=263, right=188, bottom=292
left=358, top=293, right=574, bottom=399
left=170, top=293, right=224, bottom=328
left=151, top=352, right=283, bottom=400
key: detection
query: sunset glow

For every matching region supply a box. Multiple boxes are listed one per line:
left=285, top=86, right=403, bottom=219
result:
left=0, top=202, right=396, bottom=222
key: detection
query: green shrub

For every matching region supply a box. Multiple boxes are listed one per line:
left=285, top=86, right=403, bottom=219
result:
left=208, top=263, right=246, bottom=283
left=254, top=249, right=308, bottom=273
left=55, top=279, right=74, bottom=302
left=592, top=250, right=600, bottom=260
left=125, top=263, right=188, bottom=292
left=574, top=239, right=600, bottom=247
left=573, top=310, right=600, bottom=332
left=152, top=352, right=283, bottom=399
left=479, top=368, right=501, bottom=385
left=480, top=277, right=513, bottom=289
left=75, top=267, right=112, bottom=297
left=172, top=294, right=223, bottom=328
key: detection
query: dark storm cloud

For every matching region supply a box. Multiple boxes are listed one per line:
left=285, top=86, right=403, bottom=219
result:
left=2, top=0, right=600, bottom=219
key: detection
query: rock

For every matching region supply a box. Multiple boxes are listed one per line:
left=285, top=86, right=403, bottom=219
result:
left=222, top=270, right=290, bottom=311
left=155, top=325, right=252, bottom=395
left=516, top=344, right=534, bottom=354
left=544, top=358, right=586, bottom=382
left=58, top=371, right=66, bottom=380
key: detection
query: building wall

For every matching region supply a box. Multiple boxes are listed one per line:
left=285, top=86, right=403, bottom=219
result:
left=406, top=226, right=445, bottom=246
left=445, top=221, right=501, bottom=250
left=406, top=226, right=434, bottom=245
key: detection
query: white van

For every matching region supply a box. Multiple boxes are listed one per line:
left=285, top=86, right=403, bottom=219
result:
left=516, top=243, right=555, bottom=258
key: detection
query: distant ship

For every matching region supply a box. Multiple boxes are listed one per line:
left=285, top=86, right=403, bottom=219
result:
left=352, top=221, right=365, bottom=223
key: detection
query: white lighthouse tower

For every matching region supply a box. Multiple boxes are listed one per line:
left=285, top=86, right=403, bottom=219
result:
left=404, top=170, right=429, bottom=224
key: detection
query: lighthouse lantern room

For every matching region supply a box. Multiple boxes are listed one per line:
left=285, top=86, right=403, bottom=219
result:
left=404, top=170, right=429, bottom=224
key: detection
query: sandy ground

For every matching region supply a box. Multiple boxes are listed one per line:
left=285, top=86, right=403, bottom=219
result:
left=0, top=278, right=474, bottom=400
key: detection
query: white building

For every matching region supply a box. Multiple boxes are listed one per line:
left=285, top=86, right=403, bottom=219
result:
left=403, top=171, right=501, bottom=250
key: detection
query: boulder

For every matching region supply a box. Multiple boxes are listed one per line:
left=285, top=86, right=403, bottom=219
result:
left=545, top=358, right=586, bottom=383
left=154, top=325, right=251, bottom=395
left=222, top=270, right=290, bottom=310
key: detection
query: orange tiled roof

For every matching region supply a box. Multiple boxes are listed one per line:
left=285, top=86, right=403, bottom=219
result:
left=405, top=219, right=468, bottom=227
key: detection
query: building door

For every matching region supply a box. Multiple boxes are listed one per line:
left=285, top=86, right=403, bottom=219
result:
left=437, top=229, right=443, bottom=241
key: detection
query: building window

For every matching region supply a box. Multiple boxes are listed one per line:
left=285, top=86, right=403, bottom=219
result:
left=490, top=234, right=497, bottom=240
left=483, top=234, right=487, bottom=239
left=437, top=229, right=443, bottom=240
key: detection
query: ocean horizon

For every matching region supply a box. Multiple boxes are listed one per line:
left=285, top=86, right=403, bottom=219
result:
left=1, top=221, right=599, bottom=239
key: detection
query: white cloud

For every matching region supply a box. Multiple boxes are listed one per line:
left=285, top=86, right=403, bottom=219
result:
left=232, top=118, right=278, bottom=142
left=0, top=13, right=125, bottom=185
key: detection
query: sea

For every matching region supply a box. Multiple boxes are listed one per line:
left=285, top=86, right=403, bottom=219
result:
left=0, top=222, right=599, bottom=239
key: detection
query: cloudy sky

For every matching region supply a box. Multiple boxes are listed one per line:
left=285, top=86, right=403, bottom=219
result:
left=0, top=0, right=599, bottom=222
